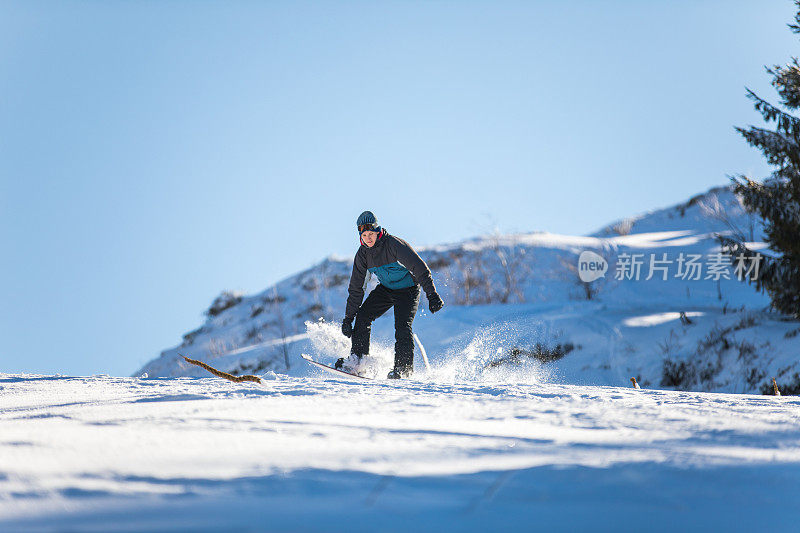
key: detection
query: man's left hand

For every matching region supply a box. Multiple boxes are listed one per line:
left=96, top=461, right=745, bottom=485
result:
left=428, top=292, right=444, bottom=314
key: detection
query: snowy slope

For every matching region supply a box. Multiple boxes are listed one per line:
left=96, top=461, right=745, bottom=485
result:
left=2, top=373, right=800, bottom=531
left=136, top=185, right=800, bottom=395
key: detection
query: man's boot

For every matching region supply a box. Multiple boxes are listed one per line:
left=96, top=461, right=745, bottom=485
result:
left=336, top=353, right=363, bottom=374
left=386, top=364, right=412, bottom=379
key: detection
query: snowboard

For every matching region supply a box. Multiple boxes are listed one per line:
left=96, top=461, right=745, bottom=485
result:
left=300, top=353, right=373, bottom=380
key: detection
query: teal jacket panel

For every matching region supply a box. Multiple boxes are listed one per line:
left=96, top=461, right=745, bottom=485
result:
left=368, top=261, right=416, bottom=290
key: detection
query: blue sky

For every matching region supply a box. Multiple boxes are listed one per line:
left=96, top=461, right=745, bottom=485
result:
left=1, top=1, right=794, bottom=376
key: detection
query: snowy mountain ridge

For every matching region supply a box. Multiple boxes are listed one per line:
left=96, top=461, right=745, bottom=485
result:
left=136, top=184, right=800, bottom=395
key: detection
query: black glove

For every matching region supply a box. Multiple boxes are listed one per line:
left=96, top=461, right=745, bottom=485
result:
left=427, top=292, right=444, bottom=314
left=341, top=316, right=354, bottom=338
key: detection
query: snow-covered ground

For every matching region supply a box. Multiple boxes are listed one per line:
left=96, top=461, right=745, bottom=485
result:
left=2, top=372, right=800, bottom=531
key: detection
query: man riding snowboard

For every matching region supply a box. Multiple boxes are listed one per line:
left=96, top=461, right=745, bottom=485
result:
left=337, top=211, right=444, bottom=379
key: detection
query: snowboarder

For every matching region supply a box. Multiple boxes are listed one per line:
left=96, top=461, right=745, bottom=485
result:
left=337, top=211, right=444, bottom=379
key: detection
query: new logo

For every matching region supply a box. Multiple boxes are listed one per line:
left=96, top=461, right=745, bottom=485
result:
left=578, top=250, right=608, bottom=283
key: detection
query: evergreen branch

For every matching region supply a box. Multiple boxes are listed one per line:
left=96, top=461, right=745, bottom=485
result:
left=744, top=88, right=800, bottom=138
left=735, top=125, right=800, bottom=167
left=790, top=0, right=800, bottom=34
left=767, top=59, right=800, bottom=109
left=732, top=174, right=800, bottom=230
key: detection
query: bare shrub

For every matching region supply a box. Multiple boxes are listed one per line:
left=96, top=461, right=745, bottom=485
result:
left=697, top=324, right=733, bottom=353
left=699, top=193, right=757, bottom=242
left=243, top=324, right=264, bottom=343
left=270, top=287, right=291, bottom=371
left=657, top=330, right=683, bottom=356
left=661, top=359, right=696, bottom=388
left=450, top=251, right=490, bottom=305
left=206, top=291, right=243, bottom=318
left=612, top=218, right=635, bottom=236
left=426, top=255, right=452, bottom=271
left=733, top=312, right=759, bottom=331
left=326, top=273, right=349, bottom=287
left=486, top=342, right=576, bottom=368
left=208, top=338, right=237, bottom=359
left=181, top=326, right=205, bottom=347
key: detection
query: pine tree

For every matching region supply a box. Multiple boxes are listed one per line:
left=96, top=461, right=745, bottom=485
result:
left=720, top=1, right=800, bottom=318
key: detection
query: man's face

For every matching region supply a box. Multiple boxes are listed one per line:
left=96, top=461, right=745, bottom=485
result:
left=361, top=230, right=378, bottom=247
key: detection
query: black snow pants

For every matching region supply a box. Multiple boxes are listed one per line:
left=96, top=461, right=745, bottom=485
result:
left=351, top=283, right=420, bottom=375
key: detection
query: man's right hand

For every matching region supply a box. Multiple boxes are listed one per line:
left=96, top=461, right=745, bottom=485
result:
left=341, top=316, right=354, bottom=338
